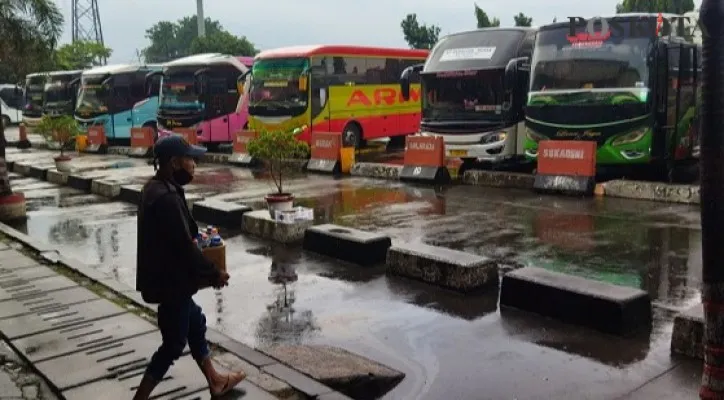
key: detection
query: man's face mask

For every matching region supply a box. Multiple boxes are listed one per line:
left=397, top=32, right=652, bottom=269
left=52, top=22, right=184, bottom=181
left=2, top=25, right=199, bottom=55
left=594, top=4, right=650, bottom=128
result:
left=171, top=158, right=193, bottom=186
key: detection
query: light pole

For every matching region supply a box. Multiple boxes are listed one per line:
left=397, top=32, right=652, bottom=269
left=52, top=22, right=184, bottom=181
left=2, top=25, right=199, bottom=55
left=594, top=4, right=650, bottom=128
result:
left=196, top=0, right=205, bottom=37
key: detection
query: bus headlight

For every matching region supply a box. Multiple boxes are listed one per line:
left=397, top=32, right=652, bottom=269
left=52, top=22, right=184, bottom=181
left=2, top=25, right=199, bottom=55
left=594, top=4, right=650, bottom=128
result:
left=481, top=132, right=506, bottom=144
left=611, top=128, right=647, bottom=146
left=526, top=129, right=547, bottom=143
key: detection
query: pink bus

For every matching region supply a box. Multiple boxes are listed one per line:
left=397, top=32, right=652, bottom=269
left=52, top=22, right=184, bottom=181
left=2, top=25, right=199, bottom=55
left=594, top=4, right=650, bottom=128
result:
left=154, top=53, right=253, bottom=150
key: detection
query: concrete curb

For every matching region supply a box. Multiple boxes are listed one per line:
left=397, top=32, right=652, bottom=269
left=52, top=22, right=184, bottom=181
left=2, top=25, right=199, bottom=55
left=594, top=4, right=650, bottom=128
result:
left=0, top=220, right=356, bottom=400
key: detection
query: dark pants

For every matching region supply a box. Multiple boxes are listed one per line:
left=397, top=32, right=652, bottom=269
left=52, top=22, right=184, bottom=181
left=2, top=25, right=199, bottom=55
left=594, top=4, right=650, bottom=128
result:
left=145, top=298, right=210, bottom=381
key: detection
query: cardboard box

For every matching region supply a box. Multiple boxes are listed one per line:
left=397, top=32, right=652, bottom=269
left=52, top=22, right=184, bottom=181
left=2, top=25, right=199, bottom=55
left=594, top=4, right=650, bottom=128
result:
left=202, top=243, right=226, bottom=273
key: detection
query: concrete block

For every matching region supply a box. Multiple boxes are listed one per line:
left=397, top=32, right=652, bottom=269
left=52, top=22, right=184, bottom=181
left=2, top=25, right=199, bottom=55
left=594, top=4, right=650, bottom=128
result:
left=11, top=161, right=32, bottom=175
left=118, top=184, right=142, bottom=205
left=602, top=180, right=700, bottom=204
left=242, top=210, right=313, bottom=244
left=28, top=164, right=54, bottom=180
left=303, top=224, right=391, bottom=266
left=46, top=169, right=68, bottom=184
left=463, top=170, right=535, bottom=189
left=264, top=344, right=404, bottom=400
left=262, top=363, right=333, bottom=397
left=192, top=199, right=251, bottom=228
left=66, top=174, right=94, bottom=191
left=206, top=329, right=278, bottom=368
left=317, top=392, right=356, bottom=400
left=350, top=163, right=402, bottom=180
left=386, top=242, right=498, bottom=292
left=671, top=303, right=703, bottom=359
left=500, top=267, right=651, bottom=335
left=90, top=179, right=122, bottom=198
left=211, top=350, right=295, bottom=398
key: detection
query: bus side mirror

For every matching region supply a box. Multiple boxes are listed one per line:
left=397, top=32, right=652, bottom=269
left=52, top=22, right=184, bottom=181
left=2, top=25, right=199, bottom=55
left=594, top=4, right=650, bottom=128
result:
left=504, top=58, right=518, bottom=97
left=399, top=64, right=423, bottom=101
left=237, top=71, right=250, bottom=94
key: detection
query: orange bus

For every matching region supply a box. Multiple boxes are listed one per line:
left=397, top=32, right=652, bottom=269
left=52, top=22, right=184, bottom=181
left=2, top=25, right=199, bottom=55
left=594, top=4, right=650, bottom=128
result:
left=244, top=45, right=429, bottom=147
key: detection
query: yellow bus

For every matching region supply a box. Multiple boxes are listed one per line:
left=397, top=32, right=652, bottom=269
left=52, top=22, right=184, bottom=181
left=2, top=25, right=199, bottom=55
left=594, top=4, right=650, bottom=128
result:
left=245, top=45, right=429, bottom=147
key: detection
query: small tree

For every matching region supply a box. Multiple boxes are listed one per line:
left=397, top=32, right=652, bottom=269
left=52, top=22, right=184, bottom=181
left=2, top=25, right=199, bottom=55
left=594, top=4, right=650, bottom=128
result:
left=35, top=115, right=81, bottom=157
left=246, top=128, right=309, bottom=194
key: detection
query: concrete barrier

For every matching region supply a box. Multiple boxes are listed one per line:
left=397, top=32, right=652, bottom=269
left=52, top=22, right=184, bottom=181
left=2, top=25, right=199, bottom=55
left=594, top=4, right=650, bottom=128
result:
left=601, top=180, right=700, bottom=204
left=242, top=210, right=313, bottom=244
left=399, top=136, right=450, bottom=184
left=27, top=164, right=54, bottom=180
left=350, top=162, right=402, bottom=180
left=386, top=242, right=498, bottom=292
left=303, top=224, right=391, bottom=266
left=67, top=174, right=96, bottom=191
left=500, top=267, right=651, bottom=335
left=11, top=161, right=33, bottom=176
left=671, top=303, right=703, bottom=359
left=90, top=179, right=123, bottom=198
left=462, top=170, right=534, bottom=189
left=192, top=199, right=251, bottom=228
left=307, top=132, right=341, bottom=174
left=533, top=141, right=597, bottom=196
left=84, top=126, right=108, bottom=154
left=129, top=127, right=154, bottom=157
left=228, top=130, right=258, bottom=166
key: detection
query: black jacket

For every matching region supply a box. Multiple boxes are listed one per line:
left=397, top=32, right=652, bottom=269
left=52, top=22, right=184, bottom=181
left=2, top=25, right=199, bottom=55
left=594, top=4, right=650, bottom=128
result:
left=136, top=177, right=220, bottom=304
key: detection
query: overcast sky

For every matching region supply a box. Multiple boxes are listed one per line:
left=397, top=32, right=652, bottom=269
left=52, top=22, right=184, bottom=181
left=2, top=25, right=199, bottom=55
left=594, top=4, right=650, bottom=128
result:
left=52, top=0, right=703, bottom=64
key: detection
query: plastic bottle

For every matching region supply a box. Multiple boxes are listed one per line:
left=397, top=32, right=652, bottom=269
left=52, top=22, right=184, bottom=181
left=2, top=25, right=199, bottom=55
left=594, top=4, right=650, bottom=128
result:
left=199, top=232, right=210, bottom=248
left=206, top=225, right=214, bottom=235
left=210, top=228, right=222, bottom=247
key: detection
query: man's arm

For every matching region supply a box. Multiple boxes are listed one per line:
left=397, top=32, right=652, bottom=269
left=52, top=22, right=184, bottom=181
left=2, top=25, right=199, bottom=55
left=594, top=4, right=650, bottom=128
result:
left=155, top=193, right=221, bottom=285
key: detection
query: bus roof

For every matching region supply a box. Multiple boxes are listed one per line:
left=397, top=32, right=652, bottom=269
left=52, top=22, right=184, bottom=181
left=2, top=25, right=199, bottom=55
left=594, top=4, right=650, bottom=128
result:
left=164, top=53, right=249, bottom=71
left=425, top=28, right=533, bottom=72
left=256, top=45, right=429, bottom=60
left=82, top=63, right=163, bottom=76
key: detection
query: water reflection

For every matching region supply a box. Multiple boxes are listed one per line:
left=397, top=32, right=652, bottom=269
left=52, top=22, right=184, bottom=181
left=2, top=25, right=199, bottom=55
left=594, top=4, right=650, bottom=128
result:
left=49, top=218, right=90, bottom=243
left=255, top=245, right=318, bottom=347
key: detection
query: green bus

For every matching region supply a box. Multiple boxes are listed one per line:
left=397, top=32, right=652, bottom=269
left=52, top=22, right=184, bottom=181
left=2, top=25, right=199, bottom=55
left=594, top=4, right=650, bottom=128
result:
left=524, top=13, right=700, bottom=178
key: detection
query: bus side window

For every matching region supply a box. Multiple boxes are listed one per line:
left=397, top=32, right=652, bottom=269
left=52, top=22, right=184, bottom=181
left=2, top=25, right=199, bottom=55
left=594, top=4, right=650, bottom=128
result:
left=148, top=75, right=161, bottom=97
left=382, top=58, right=400, bottom=84
left=365, top=58, right=384, bottom=84
left=337, top=57, right=368, bottom=85
left=310, top=56, right=328, bottom=119
left=130, top=74, right=146, bottom=102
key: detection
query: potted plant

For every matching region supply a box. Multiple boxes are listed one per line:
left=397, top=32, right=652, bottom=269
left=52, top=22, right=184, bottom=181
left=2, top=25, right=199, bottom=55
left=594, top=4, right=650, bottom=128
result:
left=246, top=127, right=309, bottom=217
left=35, top=115, right=81, bottom=172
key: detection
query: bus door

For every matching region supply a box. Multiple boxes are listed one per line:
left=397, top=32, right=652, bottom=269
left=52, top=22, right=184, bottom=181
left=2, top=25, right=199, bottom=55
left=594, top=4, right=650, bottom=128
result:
left=310, top=56, right=330, bottom=132
left=109, top=73, right=134, bottom=139
left=206, top=66, right=237, bottom=142
left=654, top=42, right=698, bottom=164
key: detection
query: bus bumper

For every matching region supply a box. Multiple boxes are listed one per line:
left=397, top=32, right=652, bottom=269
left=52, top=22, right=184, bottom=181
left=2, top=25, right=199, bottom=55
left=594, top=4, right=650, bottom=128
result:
left=444, top=143, right=518, bottom=163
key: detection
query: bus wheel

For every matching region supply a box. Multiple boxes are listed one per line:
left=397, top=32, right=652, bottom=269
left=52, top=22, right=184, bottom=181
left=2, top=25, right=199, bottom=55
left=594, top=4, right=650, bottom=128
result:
left=1, top=115, right=10, bottom=129
left=342, top=123, right=362, bottom=148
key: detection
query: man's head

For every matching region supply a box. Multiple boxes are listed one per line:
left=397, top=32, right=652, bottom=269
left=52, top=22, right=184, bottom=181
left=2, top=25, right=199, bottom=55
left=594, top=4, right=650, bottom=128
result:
left=152, top=135, right=207, bottom=185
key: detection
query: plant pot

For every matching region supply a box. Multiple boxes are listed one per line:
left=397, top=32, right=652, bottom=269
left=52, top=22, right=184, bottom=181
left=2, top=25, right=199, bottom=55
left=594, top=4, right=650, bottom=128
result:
left=265, top=193, right=294, bottom=219
left=54, top=155, right=72, bottom=172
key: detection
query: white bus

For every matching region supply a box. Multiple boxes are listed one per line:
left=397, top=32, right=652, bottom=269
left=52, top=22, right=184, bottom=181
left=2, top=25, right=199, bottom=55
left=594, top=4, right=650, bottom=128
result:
left=0, top=84, right=23, bottom=127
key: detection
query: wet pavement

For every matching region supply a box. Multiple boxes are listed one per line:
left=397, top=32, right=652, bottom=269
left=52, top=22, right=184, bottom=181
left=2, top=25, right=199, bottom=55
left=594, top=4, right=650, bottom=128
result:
left=1, top=149, right=704, bottom=399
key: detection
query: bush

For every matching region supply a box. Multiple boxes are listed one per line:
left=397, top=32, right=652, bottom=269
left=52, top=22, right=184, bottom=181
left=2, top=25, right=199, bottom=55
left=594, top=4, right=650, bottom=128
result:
left=35, top=115, right=81, bottom=156
left=246, top=127, right=309, bottom=194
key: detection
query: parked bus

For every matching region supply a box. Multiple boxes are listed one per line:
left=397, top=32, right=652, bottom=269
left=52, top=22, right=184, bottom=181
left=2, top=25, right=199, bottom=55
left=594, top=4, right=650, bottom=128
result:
left=0, top=84, right=23, bottom=127
left=524, top=13, right=700, bottom=178
left=155, top=53, right=252, bottom=149
left=246, top=45, right=430, bottom=147
left=22, top=73, right=48, bottom=127
left=43, top=70, right=83, bottom=118
left=75, top=63, right=163, bottom=144
left=400, top=28, right=536, bottom=169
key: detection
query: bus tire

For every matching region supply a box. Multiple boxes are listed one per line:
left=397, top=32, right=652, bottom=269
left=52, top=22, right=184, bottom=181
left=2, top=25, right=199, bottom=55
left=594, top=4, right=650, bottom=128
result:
left=342, top=123, right=362, bottom=148
left=1, top=115, right=10, bottom=129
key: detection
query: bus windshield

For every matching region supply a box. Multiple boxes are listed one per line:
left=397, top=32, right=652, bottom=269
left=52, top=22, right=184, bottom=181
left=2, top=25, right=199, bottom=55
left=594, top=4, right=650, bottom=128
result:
left=75, top=75, right=109, bottom=115
left=160, top=70, right=202, bottom=110
left=249, top=57, right=309, bottom=116
left=44, top=75, right=76, bottom=107
left=422, top=69, right=506, bottom=121
left=529, top=24, right=653, bottom=107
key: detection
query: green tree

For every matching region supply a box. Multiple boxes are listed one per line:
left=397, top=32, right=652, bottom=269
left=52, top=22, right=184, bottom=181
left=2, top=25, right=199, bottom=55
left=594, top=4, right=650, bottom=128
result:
left=474, top=4, right=500, bottom=28
left=0, top=0, right=64, bottom=203
left=514, top=13, right=533, bottom=27
left=400, top=14, right=441, bottom=49
left=615, top=0, right=695, bottom=13
left=189, top=31, right=257, bottom=56
left=54, top=41, right=113, bottom=70
left=142, top=16, right=256, bottom=62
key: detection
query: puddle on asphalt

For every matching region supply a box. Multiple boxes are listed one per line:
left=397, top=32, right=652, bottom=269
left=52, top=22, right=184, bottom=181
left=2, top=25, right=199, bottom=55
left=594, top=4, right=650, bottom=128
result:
left=7, top=175, right=704, bottom=400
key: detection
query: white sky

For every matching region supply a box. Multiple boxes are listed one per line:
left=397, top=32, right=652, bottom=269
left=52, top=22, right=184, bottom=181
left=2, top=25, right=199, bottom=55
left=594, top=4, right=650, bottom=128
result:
left=51, top=0, right=703, bottom=64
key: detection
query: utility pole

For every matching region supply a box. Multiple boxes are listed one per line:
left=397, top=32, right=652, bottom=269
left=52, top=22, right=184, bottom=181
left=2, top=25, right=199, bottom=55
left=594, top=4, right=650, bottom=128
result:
left=698, top=0, right=724, bottom=398
left=197, top=0, right=205, bottom=37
